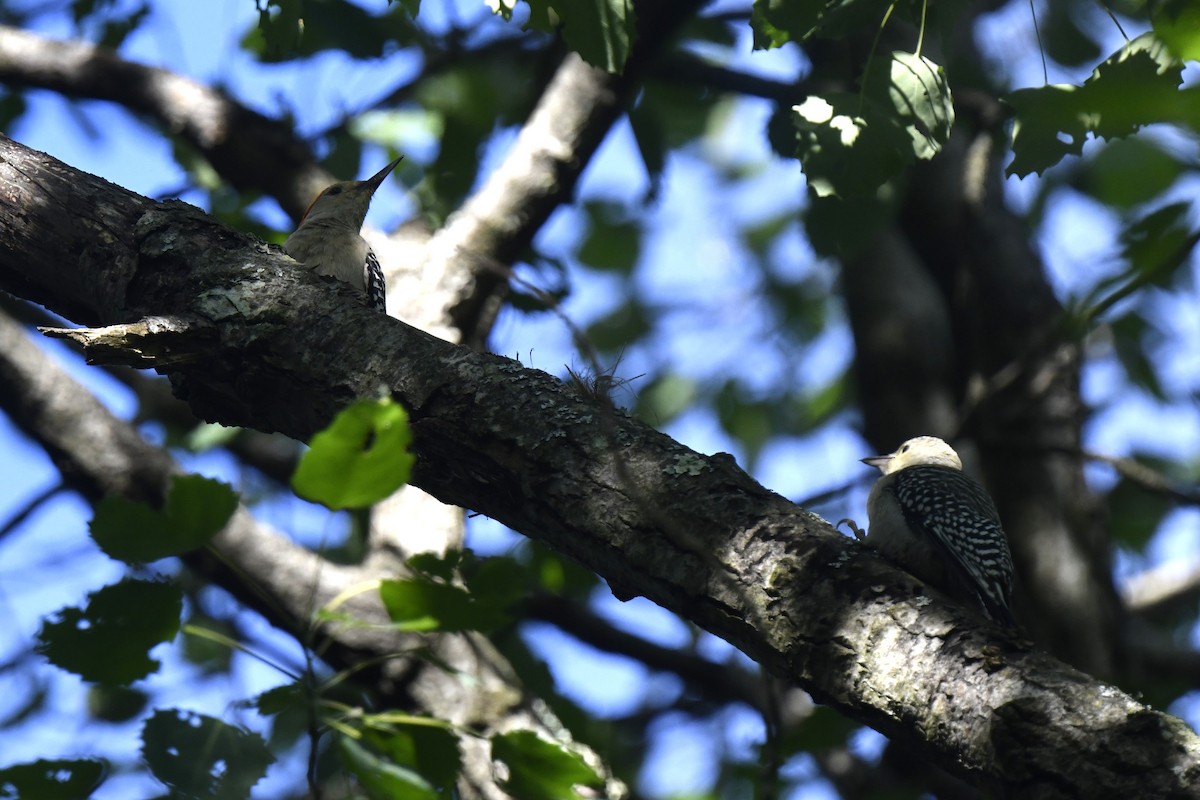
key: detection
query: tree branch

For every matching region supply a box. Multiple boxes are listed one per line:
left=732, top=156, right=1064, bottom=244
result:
left=0, top=25, right=330, bottom=220
left=0, top=305, right=622, bottom=800
left=425, top=0, right=705, bottom=348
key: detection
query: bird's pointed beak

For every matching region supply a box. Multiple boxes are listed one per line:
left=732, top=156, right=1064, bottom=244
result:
left=861, top=454, right=891, bottom=469
left=365, top=156, right=404, bottom=191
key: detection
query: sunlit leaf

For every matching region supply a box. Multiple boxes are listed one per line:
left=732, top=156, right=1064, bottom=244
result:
left=864, top=52, right=954, bottom=160
left=379, top=577, right=510, bottom=632
left=339, top=736, right=439, bottom=800
left=491, top=730, right=604, bottom=800
left=1152, top=0, right=1200, bottom=61
left=791, top=93, right=909, bottom=199
left=292, top=398, right=414, bottom=510
left=636, top=373, right=698, bottom=425
left=360, top=722, right=462, bottom=794
left=182, top=422, right=241, bottom=452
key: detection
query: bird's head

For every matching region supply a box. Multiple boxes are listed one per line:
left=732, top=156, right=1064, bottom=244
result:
left=300, top=156, right=403, bottom=228
left=862, top=435, right=963, bottom=475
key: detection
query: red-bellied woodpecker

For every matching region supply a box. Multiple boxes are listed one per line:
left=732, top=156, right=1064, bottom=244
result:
left=283, top=157, right=403, bottom=313
left=861, top=436, right=1016, bottom=625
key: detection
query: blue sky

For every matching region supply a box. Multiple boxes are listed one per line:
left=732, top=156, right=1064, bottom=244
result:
left=2, top=1, right=1198, bottom=797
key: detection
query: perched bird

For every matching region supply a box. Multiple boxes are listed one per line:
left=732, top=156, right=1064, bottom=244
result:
left=861, top=436, right=1016, bottom=625
left=283, top=157, right=403, bottom=312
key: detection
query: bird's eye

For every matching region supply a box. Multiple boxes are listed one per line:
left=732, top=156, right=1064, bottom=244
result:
left=900, top=444, right=910, bottom=453
left=324, top=186, right=343, bottom=196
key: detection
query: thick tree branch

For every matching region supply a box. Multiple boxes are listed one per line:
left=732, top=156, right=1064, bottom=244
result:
left=1, top=136, right=1197, bottom=798
left=0, top=306, right=622, bottom=800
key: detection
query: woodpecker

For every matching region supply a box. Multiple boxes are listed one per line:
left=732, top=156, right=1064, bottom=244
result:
left=861, top=436, right=1016, bottom=625
left=283, top=156, right=403, bottom=313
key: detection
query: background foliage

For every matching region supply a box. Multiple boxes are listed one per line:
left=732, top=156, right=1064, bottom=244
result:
left=0, top=0, right=1198, bottom=798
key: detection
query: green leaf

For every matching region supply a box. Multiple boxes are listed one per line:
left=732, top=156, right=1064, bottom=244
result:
left=1006, top=33, right=1195, bottom=177
left=1119, top=201, right=1197, bottom=285
left=292, top=398, right=414, bottom=510
left=579, top=202, right=641, bottom=273
left=491, top=730, right=604, bottom=800
left=407, top=549, right=463, bottom=582
left=864, top=51, right=954, bottom=160
left=253, top=682, right=308, bottom=717
left=142, top=709, right=274, bottom=799
left=1109, top=313, right=1166, bottom=399
left=714, top=381, right=774, bottom=465
left=1071, top=203, right=1197, bottom=328
left=489, top=0, right=519, bottom=21
left=379, top=578, right=510, bottom=632
left=1107, top=473, right=1172, bottom=550
left=97, top=3, right=149, bottom=50
left=802, top=192, right=894, bottom=258
left=791, top=93, right=909, bottom=199
left=1153, top=0, right=1200, bottom=61
left=359, top=722, right=462, bottom=794
left=339, top=736, right=438, bottom=800
left=795, top=373, right=848, bottom=432
left=750, top=0, right=821, bottom=49
left=585, top=299, right=652, bottom=352
left=37, top=579, right=182, bottom=685
left=253, top=0, right=304, bottom=59
left=87, top=684, right=148, bottom=724
left=635, top=373, right=697, bottom=425
left=90, top=475, right=236, bottom=564
left=526, top=543, right=600, bottom=598
left=467, top=555, right=530, bottom=610
left=0, top=759, right=108, bottom=799
left=182, top=422, right=241, bottom=452
left=780, top=707, right=859, bottom=754
left=248, top=0, right=416, bottom=62
left=1078, top=137, right=1185, bottom=209
left=524, top=0, right=635, bottom=73
left=751, top=0, right=893, bottom=48
left=248, top=682, right=313, bottom=751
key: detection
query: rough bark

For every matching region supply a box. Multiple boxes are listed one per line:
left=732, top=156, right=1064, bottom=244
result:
left=1, top=135, right=1198, bottom=799
left=0, top=306, right=622, bottom=800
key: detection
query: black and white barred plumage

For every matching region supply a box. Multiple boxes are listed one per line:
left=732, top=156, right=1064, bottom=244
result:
left=862, top=436, right=1016, bottom=625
